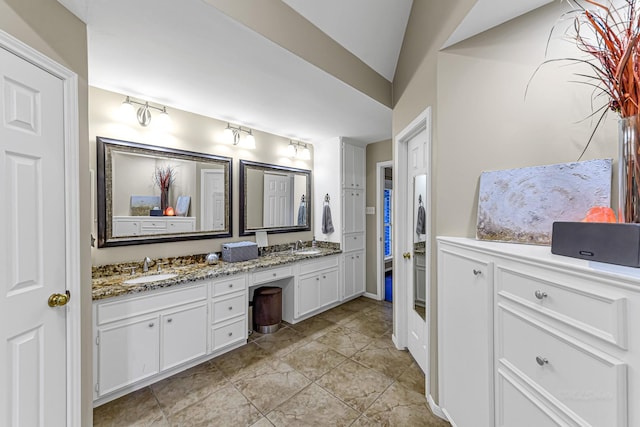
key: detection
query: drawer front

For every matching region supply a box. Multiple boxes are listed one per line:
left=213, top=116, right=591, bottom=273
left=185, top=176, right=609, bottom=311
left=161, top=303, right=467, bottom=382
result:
left=252, top=265, right=293, bottom=284
left=211, top=318, right=246, bottom=351
left=141, top=219, right=167, bottom=230
left=496, top=265, right=627, bottom=348
left=343, top=233, right=364, bottom=252
left=96, top=284, right=207, bottom=325
left=497, top=304, right=627, bottom=427
left=167, top=220, right=194, bottom=233
left=299, top=255, right=339, bottom=275
left=212, top=293, right=246, bottom=323
left=211, top=275, right=247, bottom=297
left=112, top=219, right=140, bottom=237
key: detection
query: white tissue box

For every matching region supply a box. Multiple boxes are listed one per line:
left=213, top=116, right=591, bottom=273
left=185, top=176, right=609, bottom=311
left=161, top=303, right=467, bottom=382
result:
left=221, top=241, right=258, bottom=262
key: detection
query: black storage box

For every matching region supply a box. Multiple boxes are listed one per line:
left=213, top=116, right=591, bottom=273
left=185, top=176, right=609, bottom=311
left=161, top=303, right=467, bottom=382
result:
left=551, top=221, right=640, bottom=267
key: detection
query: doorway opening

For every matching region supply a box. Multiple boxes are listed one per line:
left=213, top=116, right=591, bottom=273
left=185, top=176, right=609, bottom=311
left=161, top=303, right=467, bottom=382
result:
left=377, top=161, right=393, bottom=302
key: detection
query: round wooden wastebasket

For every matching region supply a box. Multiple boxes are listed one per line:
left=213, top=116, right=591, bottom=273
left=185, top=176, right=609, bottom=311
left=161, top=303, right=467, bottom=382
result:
left=253, top=286, right=282, bottom=334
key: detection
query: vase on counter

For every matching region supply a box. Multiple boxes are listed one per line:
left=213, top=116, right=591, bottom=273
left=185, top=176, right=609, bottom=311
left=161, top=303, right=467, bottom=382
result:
left=618, top=115, right=640, bottom=223
left=160, top=186, right=170, bottom=213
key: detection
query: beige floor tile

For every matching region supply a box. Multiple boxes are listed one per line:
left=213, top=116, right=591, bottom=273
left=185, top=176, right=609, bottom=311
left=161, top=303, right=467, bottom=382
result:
left=267, top=384, right=359, bottom=426
left=364, top=382, right=450, bottom=427
left=250, top=417, right=275, bottom=427
left=150, top=361, right=228, bottom=416
left=396, top=362, right=426, bottom=395
left=343, top=315, right=392, bottom=338
left=167, top=384, right=262, bottom=427
left=281, top=340, right=347, bottom=381
left=287, top=316, right=337, bottom=339
left=340, top=296, right=379, bottom=313
left=350, top=414, right=383, bottom=426
left=213, top=342, right=273, bottom=382
left=316, top=359, right=393, bottom=412
left=253, top=326, right=311, bottom=358
left=362, top=304, right=393, bottom=323
left=232, top=359, right=311, bottom=413
left=93, top=388, right=167, bottom=427
left=316, top=325, right=374, bottom=357
left=316, top=305, right=360, bottom=324
left=352, top=337, right=413, bottom=379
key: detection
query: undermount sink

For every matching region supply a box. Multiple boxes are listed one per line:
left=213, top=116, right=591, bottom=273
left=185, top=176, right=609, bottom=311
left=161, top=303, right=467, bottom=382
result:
left=295, top=249, right=322, bottom=255
left=123, top=273, right=178, bottom=285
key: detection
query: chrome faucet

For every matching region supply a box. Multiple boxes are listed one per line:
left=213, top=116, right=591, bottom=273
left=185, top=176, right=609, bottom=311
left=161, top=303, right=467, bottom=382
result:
left=143, top=257, right=152, bottom=273
left=295, top=240, right=304, bottom=250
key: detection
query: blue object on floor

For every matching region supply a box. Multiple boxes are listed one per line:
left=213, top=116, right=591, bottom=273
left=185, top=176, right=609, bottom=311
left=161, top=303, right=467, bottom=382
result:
left=384, top=272, right=392, bottom=302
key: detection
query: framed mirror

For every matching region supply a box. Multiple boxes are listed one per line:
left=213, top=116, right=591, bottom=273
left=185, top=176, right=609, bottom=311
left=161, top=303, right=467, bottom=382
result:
left=413, top=174, right=427, bottom=319
left=97, top=136, right=232, bottom=247
left=239, top=160, right=311, bottom=236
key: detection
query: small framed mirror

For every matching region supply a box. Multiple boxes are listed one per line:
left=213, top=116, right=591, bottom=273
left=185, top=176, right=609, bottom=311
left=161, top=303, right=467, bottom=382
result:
left=239, top=160, right=311, bottom=236
left=97, top=136, right=232, bottom=247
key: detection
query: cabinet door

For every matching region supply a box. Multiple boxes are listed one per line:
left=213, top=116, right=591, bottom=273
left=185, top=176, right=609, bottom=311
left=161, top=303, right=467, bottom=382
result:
left=343, top=190, right=364, bottom=233
left=438, top=247, right=493, bottom=427
left=112, top=218, right=140, bottom=237
left=318, top=268, right=340, bottom=308
left=297, top=274, right=319, bottom=318
left=167, top=218, right=195, bottom=233
left=97, top=315, right=160, bottom=396
left=343, top=254, right=355, bottom=299
left=160, top=303, right=207, bottom=371
left=353, top=251, right=365, bottom=294
left=352, top=145, right=365, bottom=189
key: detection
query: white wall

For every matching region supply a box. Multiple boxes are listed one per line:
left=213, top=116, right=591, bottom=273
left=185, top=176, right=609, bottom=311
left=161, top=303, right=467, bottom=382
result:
left=313, top=137, right=342, bottom=243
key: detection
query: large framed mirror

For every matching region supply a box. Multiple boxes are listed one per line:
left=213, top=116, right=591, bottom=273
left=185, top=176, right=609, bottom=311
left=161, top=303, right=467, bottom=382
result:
left=239, top=160, right=311, bottom=236
left=97, top=136, right=232, bottom=247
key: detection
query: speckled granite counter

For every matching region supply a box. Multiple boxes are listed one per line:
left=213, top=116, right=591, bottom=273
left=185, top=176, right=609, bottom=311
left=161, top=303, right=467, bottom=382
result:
left=92, top=247, right=342, bottom=300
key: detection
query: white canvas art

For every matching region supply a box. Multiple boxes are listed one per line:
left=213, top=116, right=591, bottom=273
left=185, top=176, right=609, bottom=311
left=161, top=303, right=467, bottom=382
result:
left=476, top=158, right=612, bottom=245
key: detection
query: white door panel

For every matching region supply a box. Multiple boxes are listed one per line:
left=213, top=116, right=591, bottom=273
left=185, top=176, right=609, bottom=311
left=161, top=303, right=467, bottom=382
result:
left=0, top=47, right=66, bottom=427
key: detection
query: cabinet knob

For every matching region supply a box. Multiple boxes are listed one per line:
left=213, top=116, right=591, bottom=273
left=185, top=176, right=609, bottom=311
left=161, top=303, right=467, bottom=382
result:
left=228, top=332, right=233, bottom=337
left=273, top=273, right=277, bottom=277
left=473, top=269, right=481, bottom=276
left=228, top=306, right=233, bottom=311
left=316, top=277, right=320, bottom=281
left=323, top=275, right=326, bottom=279
left=535, top=356, right=549, bottom=366
left=534, top=290, right=548, bottom=300
left=228, top=283, right=233, bottom=288
left=167, top=318, right=172, bottom=323
left=148, top=322, right=154, bottom=328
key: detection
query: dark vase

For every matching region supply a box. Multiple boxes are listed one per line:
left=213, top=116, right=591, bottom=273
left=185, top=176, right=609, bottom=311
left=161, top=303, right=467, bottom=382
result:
left=160, top=186, right=170, bottom=213
left=618, top=116, right=640, bottom=222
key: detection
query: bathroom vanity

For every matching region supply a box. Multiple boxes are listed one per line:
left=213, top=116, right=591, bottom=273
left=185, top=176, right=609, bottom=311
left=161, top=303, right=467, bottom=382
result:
left=92, top=248, right=347, bottom=406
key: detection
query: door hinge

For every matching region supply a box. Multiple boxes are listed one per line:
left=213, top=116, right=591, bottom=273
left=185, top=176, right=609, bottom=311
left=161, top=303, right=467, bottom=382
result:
left=95, top=335, right=100, bottom=346
left=95, top=383, right=99, bottom=393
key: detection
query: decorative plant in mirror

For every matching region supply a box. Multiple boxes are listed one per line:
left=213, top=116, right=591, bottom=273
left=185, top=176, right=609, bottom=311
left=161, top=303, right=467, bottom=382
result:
left=153, top=165, right=176, bottom=214
left=536, top=0, right=640, bottom=222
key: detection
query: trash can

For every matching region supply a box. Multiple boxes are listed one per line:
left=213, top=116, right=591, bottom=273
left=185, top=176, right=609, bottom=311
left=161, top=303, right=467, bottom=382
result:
left=253, top=286, right=282, bottom=334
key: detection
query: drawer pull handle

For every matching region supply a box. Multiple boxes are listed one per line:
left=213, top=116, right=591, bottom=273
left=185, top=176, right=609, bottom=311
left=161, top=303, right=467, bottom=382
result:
left=148, top=322, right=154, bottom=328
left=535, top=356, right=549, bottom=366
left=534, top=290, right=548, bottom=300
left=228, top=284, right=233, bottom=288
left=228, top=306, right=233, bottom=310
left=273, top=273, right=277, bottom=277
left=228, top=332, right=233, bottom=337
left=316, top=277, right=320, bottom=281
left=473, top=269, right=481, bottom=276
left=167, top=318, right=172, bottom=323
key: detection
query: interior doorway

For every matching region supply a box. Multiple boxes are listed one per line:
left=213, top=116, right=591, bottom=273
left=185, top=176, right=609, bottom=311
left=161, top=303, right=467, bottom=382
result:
left=376, top=161, right=393, bottom=302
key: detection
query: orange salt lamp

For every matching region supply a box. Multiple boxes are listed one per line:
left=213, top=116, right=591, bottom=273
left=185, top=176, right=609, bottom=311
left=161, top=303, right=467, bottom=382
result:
left=581, top=206, right=616, bottom=223
left=164, top=206, right=175, bottom=216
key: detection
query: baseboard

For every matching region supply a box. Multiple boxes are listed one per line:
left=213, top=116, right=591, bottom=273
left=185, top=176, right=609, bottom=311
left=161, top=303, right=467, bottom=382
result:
left=428, top=397, right=449, bottom=423
left=364, top=292, right=381, bottom=301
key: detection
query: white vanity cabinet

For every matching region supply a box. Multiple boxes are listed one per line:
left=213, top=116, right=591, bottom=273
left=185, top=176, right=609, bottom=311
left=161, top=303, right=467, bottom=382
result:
left=112, top=216, right=196, bottom=237
left=93, top=283, right=207, bottom=400
left=342, top=142, right=365, bottom=190
left=343, top=250, right=365, bottom=300
left=209, top=275, right=247, bottom=353
left=296, top=255, right=340, bottom=319
left=437, top=237, right=640, bottom=427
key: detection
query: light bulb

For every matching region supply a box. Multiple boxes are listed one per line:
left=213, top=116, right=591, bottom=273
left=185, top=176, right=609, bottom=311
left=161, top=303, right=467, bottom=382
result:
left=299, top=145, right=311, bottom=160
left=120, top=97, right=135, bottom=121
left=223, top=127, right=234, bottom=144
left=244, top=133, right=256, bottom=149
left=156, top=107, right=171, bottom=130
left=287, top=142, right=297, bottom=158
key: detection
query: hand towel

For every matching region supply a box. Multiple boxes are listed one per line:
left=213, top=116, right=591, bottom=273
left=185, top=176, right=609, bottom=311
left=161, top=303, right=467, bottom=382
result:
left=322, top=204, right=334, bottom=234
left=416, top=205, right=426, bottom=235
left=297, top=201, right=306, bottom=225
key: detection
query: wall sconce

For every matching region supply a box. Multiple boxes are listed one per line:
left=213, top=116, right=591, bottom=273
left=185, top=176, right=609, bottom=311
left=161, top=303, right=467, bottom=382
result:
left=224, top=123, right=255, bottom=148
left=287, top=140, right=311, bottom=160
left=121, top=96, right=171, bottom=128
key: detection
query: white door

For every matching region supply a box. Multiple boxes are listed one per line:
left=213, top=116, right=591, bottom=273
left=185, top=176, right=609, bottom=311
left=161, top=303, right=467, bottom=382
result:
left=201, top=169, right=225, bottom=231
left=0, top=46, right=68, bottom=426
left=263, top=173, right=292, bottom=227
left=405, top=128, right=428, bottom=373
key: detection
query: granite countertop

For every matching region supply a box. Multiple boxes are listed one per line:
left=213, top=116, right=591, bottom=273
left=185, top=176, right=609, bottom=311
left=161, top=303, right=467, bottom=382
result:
left=92, top=247, right=342, bottom=301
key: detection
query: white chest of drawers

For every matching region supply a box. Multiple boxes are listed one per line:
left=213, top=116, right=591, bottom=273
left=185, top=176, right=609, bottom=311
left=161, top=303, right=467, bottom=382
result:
left=437, top=237, right=640, bottom=427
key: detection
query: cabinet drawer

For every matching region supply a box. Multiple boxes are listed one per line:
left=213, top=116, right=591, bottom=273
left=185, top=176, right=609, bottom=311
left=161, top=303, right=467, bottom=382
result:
left=112, top=219, right=140, bottom=237
left=211, top=318, right=246, bottom=351
left=167, top=220, right=194, bottom=233
left=496, top=265, right=627, bottom=348
left=299, top=255, right=339, bottom=275
left=141, top=219, right=167, bottom=230
left=211, top=275, right=246, bottom=297
left=252, top=265, right=293, bottom=284
left=96, top=284, right=207, bottom=325
left=497, top=304, right=627, bottom=427
left=212, top=293, right=246, bottom=323
left=343, top=233, right=364, bottom=252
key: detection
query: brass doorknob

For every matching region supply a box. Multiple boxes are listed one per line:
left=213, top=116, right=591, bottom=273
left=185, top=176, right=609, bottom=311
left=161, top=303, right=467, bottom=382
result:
left=48, top=290, right=70, bottom=307
left=403, top=252, right=411, bottom=259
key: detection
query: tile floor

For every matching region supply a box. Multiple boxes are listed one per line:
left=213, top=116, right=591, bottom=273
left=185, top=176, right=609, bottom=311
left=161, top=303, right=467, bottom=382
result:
left=93, top=297, right=450, bottom=426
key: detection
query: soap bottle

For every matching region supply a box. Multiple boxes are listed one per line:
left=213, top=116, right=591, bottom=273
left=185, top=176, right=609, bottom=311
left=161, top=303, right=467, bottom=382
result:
left=312, top=236, right=317, bottom=248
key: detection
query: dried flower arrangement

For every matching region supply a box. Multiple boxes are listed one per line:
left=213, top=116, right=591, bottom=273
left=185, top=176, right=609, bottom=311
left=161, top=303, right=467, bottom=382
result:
left=153, top=165, right=175, bottom=191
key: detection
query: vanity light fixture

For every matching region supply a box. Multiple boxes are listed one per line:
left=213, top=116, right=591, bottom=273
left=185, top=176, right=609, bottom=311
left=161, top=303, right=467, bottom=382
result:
left=224, top=123, right=255, bottom=148
left=287, top=140, right=311, bottom=160
left=120, top=96, right=171, bottom=128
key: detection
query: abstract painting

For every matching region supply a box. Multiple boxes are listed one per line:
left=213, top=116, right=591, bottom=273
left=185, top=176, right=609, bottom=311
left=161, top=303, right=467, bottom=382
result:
left=476, top=158, right=612, bottom=245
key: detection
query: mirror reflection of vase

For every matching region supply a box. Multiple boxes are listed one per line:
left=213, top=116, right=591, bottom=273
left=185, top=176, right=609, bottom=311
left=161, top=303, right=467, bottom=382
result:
left=160, top=187, right=169, bottom=212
